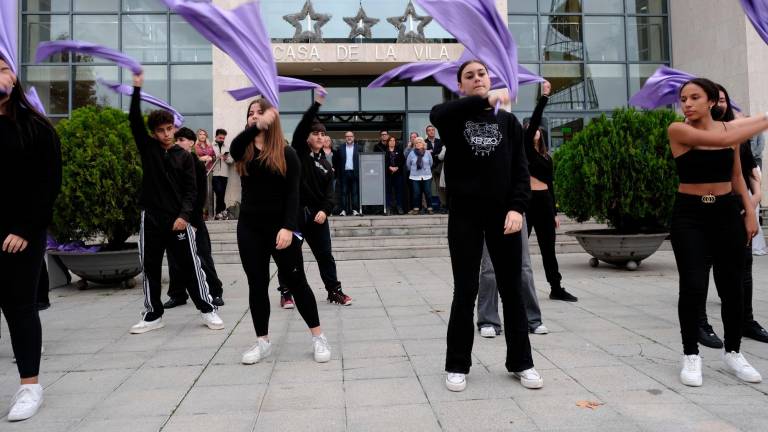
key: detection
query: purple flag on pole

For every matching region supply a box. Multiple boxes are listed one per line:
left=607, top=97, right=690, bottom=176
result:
left=35, top=40, right=143, bottom=75
left=98, top=79, right=184, bottom=127
left=228, top=76, right=326, bottom=101
left=415, top=0, right=519, bottom=100
left=741, top=0, right=768, bottom=44
left=0, top=0, right=18, bottom=74
left=628, top=66, right=695, bottom=109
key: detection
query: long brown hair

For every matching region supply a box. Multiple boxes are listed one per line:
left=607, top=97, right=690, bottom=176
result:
left=235, top=97, right=287, bottom=177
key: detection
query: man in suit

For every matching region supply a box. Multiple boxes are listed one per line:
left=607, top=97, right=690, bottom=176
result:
left=333, top=131, right=361, bottom=216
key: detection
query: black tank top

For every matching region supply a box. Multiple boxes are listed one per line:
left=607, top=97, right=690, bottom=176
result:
left=674, top=148, right=734, bottom=184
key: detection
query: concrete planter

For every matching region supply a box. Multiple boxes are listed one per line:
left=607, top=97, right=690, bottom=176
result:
left=565, top=229, right=668, bottom=270
left=48, top=243, right=141, bottom=286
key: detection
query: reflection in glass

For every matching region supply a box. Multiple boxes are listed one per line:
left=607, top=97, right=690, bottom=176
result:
left=361, top=87, right=405, bottom=111
left=123, top=0, right=167, bottom=12
left=407, top=86, right=443, bottom=110
left=539, top=0, right=582, bottom=13
left=513, top=64, right=541, bottom=112
left=548, top=117, right=584, bottom=151
left=583, top=0, right=623, bottom=13
left=23, top=0, right=70, bottom=12
left=626, top=0, right=667, bottom=14
left=508, top=0, right=538, bottom=13
left=509, top=15, right=539, bottom=62
left=627, top=16, right=669, bottom=61
left=74, top=66, right=119, bottom=109
left=280, top=114, right=302, bottom=141
left=586, top=64, right=627, bottom=109
left=279, top=90, right=312, bottom=112
left=584, top=16, right=625, bottom=61
left=123, top=15, right=168, bottom=63
left=323, top=87, right=359, bottom=111
left=540, top=15, right=583, bottom=61
left=541, top=63, right=585, bottom=110
left=74, top=15, right=119, bottom=51
left=407, top=113, right=432, bottom=138
left=22, top=15, right=70, bottom=62
left=121, top=65, right=168, bottom=111
left=23, top=66, right=69, bottom=115
left=171, top=16, right=213, bottom=62
left=183, top=116, right=214, bottom=138
left=74, top=0, right=119, bottom=12
left=170, top=65, right=212, bottom=112
left=629, top=63, right=662, bottom=96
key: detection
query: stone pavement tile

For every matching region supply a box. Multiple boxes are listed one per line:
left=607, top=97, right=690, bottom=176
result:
left=38, top=352, right=91, bottom=373
left=697, top=401, right=768, bottom=431
left=86, top=387, right=187, bottom=419
left=339, top=317, right=395, bottom=330
left=401, top=338, right=444, bottom=356
left=255, top=407, right=346, bottom=431
left=409, top=354, right=451, bottom=377
left=609, top=402, right=741, bottom=432
left=261, top=381, right=345, bottom=411
left=347, top=403, right=441, bottom=432
left=46, top=368, right=135, bottom=395
left=79, top=351, right=152, bottom=370
left=341, top=340, right=407, bottom=359
left=143, top=348, right=218, bottom=368
left=536, top=347, right=625, bottom=369
left=118, top=365, right=204, bottom=391
left=13, top=392, right=106, bottom=423
left=385, top=305, right=436, bottom=317
left=432, top=398, right=539, bottom=432
left=515, top=394, right=630, bottom=431
left=196, top=363, right=272, bottom=386
left=582, top=328, right=655, bottom=348
left=1, top=418, right=79, bottom=432
left=342, top=326, right=399, bottom=342
left=210, top=346, right=261, bottom=365
left=593, top=388, right=689, bottom=406
left=270, top=359, right=342, bottom=383
left=343, top=357, right=414, bottom=380
left=390, top=313, right=446, bottom=327
left=70, top=416, right=168, bottom=432
left=563, top=365, right=664, bottom=393
left=162, top=413, right=256, bottom=432
left=344, top=377, right=427, bottom=408
left=600, top=342, right=680, bottom=365
left=277, top=341, right=342, bottom=362
left=395, top=324, right=447, bottom=340
left=99, top=333, right=175, bottom=353
left=39, top=339, right=114, bottom=356
left=161, top=333, right=230, bottom=351
left=332, top=307, right=388, bottom=320
left=175, top=384, right=266, bottom=415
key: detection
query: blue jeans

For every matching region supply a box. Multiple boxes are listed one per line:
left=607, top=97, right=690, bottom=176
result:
left=410, top=178, right=433, bottom=210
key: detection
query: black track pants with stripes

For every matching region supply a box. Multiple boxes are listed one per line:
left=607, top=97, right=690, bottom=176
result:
left=139, top=210, right=215, bottom=321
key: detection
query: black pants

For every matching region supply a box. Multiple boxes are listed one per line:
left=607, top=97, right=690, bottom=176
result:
left=38, top=259, right=49, bottom=307
left=698, top=248, right=756, bottom=328
left=139, top=211, right=215, bottom=321
left=0, top=229, right=45, bottom=378
left=212, top=176, right=228, bottom=214
left=385, top=172, right=405, bottom=210
left=167, top=222, right=223, bottom=300
left=671, top=193, right=746, bottom=355
left=340, top=170, right=359, bottom=213
left=527, top=190, right=562, bottom=290
left=237, top=217, right=320, bottom=336
left=279, top=212, right=340, bottom=292
left=445, top=199, right=533, bottom=374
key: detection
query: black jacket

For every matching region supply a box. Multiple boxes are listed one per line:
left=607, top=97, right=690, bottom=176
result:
left=292, top=102, right=336, bottom=217
left=385, top=148, right=406, bottom=175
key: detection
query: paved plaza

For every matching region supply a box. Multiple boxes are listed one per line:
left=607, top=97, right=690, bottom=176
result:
left=2, top=251, right=768, bottom=431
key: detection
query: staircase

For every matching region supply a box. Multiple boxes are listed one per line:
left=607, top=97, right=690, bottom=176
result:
left=205, top=214, right=612, bottom=263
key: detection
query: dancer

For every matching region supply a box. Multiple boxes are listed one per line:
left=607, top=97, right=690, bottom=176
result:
left=0, top=58, right=61, bottom=421
left=231, top=96, right=331, bottom=364
left=128, top=72, right=224, bottom=334
left=669, top=78, right=768, bottom=387
left=431, top=60, right=542, bottom=392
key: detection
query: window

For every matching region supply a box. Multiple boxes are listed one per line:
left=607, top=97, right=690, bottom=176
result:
left=122, top=15, right=169, bottom=63
left=23, top=66, right=69, bottom=115
left=509, top=15, right=539, bottom=62
left=171, top=65, right=212, bottom=112
left=627, top=16, right=669, bottom=61
left=361, top=87, right=406, bottom=111
left=541, top=15, right=583, bottom=61
left=586, top=64, right=628, bottom=109
left=407, top=86, right=443, bottom=110
left=584, top=16, right=625, bottom=61
left=73, top=15, right=119, bottom=50
left=22, top=15, right=70, bottom=63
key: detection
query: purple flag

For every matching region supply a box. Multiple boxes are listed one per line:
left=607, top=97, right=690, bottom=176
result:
left=415, top=0, right=519, bottom=100
left=628, top=66, right=696, bottom=109
left=0, top=0, right=18, bottom=74
left=741, top=0, right=768, bottom=44
left=25, top=87, right=46, bottom=115
left=98, top=79, right=184, bottom=127
left=228, top=76, right=327, bottom=101
left=35, top=40, right=143, bottom=75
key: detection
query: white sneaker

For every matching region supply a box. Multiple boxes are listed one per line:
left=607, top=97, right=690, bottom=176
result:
left=352, top=210, right=361, bottom=216
left=313, top=334, right=331, bottom=363
left=339, top=210, right=347, bottom=216
left=201, top=311, right=225, bottom=330
left=445, top=373, right=466, bottom=392
left=129, top=315, right=164, bottom=334
left=532, top=324, right=549, bottom=335
left=242, top=338, right=272, bottom=364
left=7, top=384, right=43, bottom=421
left=479, top=326, right=497, bottom=338
left=680, top=354, right=703, bottom=387
left=513, top=368, right=544, bottom=389
left=723, top=351, right=762, bottom=383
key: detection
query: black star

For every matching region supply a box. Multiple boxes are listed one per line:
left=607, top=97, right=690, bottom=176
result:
left=343, top=6, right=380, bottom=40
left=283, top=0, right=332, bottom=43
left=386, top=0, right=432, bottom=43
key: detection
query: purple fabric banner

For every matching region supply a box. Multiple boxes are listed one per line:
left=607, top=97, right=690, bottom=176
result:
left=47, top=237, right=101, bottom=253
left=35, top=40, right=143, bottom=75
left=228, top=76, right=327, bottom=101
left=628, top=66, right=696, bottom=109
left=741, top=0, right=768, bottom=45
left=0, top=0, right=18, bottom=74
left=98, top=79, right=184, bottom=127
left=25, top=86, right=46, bottom=115
left=415, top=0, right=519, bottom=100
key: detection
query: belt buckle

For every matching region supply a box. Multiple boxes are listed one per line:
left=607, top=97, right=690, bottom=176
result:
left=701, top=194, right=716, bottom=204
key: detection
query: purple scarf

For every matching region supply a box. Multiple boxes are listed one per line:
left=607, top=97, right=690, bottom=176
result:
left=628, top=66, right=696, bottom=109
left=0, top=0, right=18, bottom=74
left=98, top=79, right=184, bottom=127
left=35, top=40, right=143, bottom=74
left=741, top=0, right=768, bottom=44
left=415, top=148, right=425, bottom=170
left=229, top=76, right=327, bottom=101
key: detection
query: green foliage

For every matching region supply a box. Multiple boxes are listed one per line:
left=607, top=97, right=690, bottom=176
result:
left=52, top=106, right=142, bottom=246
left=553, top=107, right=681, bottom=232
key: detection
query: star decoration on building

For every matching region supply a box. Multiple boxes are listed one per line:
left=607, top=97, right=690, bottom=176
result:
left=386, top=0, right=432, bottom=43
left=283, top=0, right=332, bottom=43
left=343, top=6, right=380, bottom=39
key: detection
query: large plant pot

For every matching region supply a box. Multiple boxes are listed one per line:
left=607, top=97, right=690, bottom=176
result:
left=565, top=229, right=668, bottom=270
left=49, top=243, right=141, bottom=286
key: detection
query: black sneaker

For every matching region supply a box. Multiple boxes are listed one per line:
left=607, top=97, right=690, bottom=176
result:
left=327, top=288, right=353, bottom=306
left=163, top=297, right=187, bottom=309
left=212, top=297, right=225, bottom=307
left=744, top=321, right=768, bottom=343
left=697, top=324, right=724, bottom=349
left=549, top=288, right=578, bottom=302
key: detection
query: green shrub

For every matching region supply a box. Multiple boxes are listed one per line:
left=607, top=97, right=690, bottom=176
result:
left=51, top=106, right=142, bottom=246
left=553, top=107, right=681, bottom=232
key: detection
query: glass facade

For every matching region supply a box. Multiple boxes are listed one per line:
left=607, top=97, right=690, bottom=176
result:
left=20, top=0, right=212, bottom=132
left=508, top=0, right=670, bottom=149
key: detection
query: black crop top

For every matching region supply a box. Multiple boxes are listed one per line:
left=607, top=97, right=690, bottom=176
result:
left=675, top=148, right=734, bottom=184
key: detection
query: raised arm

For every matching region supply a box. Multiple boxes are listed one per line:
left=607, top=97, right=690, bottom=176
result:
left=430, top=96, right=491, bottom=132
left=524, top=81, right=551, bottom=153
left=668, top=115, right=768, bottom=149
left=129, top=74, right=150, bottom=151
left=292, top=91, right=324, bottom=153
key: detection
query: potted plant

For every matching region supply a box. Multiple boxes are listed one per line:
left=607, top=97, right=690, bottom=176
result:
left=48, top=105, right=143, bottom=286
left=554, top=107, right=681, bottom=270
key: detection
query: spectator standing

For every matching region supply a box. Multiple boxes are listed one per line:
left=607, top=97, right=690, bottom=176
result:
left=212, top=128, right=233, bottom=219
left=195, top=129, right=216, bottom=172
left=406, top=137, right=434, bottom=215
left=385, top=136, right=406, bottom=215
left=333, top=131, right=361, bottom=216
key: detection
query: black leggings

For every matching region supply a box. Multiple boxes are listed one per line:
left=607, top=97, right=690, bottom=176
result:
left=445, top=199, right=533, bottom=374
left=527, top=190, right=562, bottom=289
left=698, top=247, right=755, bottom=328
left=0, top=229, right=45, bottom=378
left=671, top=193, right=746, bottom=355
left=237, top=218, right=320, bottom=336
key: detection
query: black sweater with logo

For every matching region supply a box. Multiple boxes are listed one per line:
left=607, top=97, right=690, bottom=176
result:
left=430, top=96, right=530, bottom=214
left=292, top=102, right=335, bottom=217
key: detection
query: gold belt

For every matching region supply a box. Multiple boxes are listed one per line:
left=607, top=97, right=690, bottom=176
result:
left=701, top=194, right=717, bottom=204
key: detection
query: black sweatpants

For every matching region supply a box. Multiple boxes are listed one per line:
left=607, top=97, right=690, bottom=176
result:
left=237, top=217, right=320, bottom=336
left=167, top=221, right=223, bottom=300
left=527, top=190, right=562, bottom=290
left=212, top=176, right=228, bottom=214
left=139, top=211, right=215, bottom=321
left=445, top=199, right=533, bottom=374
left=0, top=229, right=45, bottom=378
left=671, top=193, right=746, bottom=355
left=279, top=211, right=340, bottom=292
